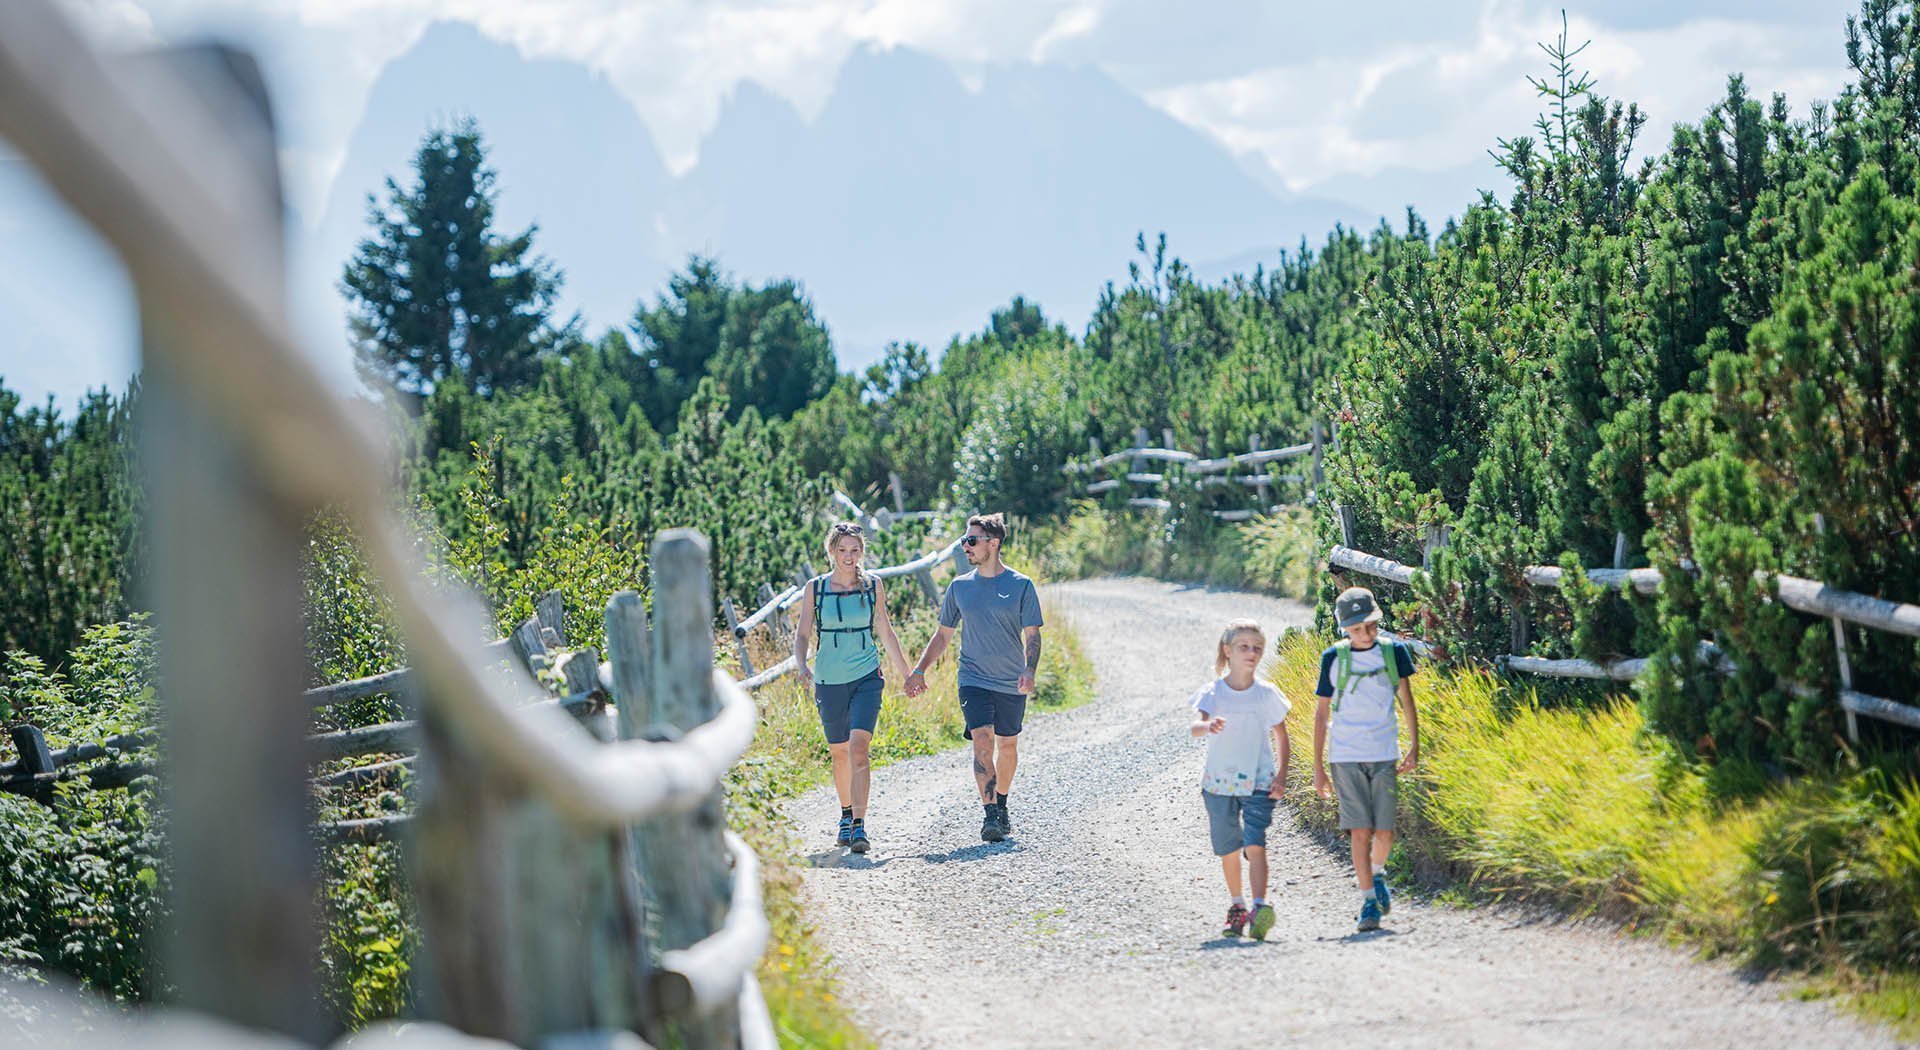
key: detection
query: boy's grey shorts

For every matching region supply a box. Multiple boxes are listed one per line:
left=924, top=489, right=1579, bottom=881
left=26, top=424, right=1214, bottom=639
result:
left=1332, top=760, right=1398, bottom=830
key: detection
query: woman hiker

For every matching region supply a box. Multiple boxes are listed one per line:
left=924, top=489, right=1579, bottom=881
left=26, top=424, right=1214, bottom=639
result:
left=794, top=521, right=908, bottom=853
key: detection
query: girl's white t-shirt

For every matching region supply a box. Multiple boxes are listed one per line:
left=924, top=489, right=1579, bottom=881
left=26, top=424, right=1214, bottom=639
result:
left=1190, top=677, right=1291, bottom=795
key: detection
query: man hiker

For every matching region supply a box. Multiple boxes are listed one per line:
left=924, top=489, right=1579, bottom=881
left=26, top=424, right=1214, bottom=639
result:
left=905, top=512, right=1044, bottom=842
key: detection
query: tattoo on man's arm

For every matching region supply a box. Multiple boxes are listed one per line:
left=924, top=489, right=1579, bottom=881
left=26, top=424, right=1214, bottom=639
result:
left=1024, top=632, right=1042, bottom=672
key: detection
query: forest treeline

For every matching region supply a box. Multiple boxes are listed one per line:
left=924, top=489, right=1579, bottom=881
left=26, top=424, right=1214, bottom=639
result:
left=6, top=2, right=1918, bottom=779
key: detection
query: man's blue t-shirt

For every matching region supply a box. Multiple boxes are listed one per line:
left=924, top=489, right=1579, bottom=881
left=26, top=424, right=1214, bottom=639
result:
left=938, top=568, right=1044, bottom=693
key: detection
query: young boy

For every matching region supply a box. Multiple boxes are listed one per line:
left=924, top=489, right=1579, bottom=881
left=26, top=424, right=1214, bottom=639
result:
left=1189, top=619, right=1291, bottom=940
left=1312, top=586, right=1419, bottom=933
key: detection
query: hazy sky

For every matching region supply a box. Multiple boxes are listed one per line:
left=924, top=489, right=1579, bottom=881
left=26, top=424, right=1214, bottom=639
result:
left=8, top=0, right=1870, bottom=407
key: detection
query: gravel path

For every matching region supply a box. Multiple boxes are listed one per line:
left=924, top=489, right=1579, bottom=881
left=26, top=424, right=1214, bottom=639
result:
left=788, top=578, right=1904, bottom=1049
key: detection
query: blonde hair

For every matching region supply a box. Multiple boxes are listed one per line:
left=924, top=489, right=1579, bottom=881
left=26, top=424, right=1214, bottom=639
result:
left=822, top=521, right=870, bottom=582
left=1215, top=618, right=1266, bottom=675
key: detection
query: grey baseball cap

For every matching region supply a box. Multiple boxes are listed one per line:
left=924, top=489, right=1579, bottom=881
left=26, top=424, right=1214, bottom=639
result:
left=1334, top=586, right=1384, bottom=628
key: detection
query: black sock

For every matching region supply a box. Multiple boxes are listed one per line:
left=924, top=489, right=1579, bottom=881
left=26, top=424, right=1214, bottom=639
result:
left=996, top=792, right=1008, bottom=807
left=851, top=816, right=864, bottom=826
left=841, top=806, right=853, bottom=820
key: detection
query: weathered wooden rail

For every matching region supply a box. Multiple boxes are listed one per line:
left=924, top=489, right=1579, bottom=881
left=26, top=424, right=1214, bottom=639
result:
left=1060, top=423, right=1326, bottom=519
left=1324, top=515, right=1920, bottom=736
left=0, top=4, right=774, bottom=1046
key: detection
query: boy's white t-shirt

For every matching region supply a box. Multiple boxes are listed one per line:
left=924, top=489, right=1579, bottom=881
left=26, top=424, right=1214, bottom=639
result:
left=1190, top=677, right=1291, bottom=795
left=1316, top=641, right=1416, bottom=763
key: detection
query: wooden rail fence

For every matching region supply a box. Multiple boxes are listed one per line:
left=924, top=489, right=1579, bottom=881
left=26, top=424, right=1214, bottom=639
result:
left=1060, top=422, right=1327, bottom=519
left=1323, top=505, right=1920, bottom=738
left=0, top=4, right=775, bottom=1045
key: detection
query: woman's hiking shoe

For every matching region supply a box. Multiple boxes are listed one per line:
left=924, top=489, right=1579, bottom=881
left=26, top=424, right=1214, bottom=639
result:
left=981, top=809, right=1006, bottom=843
left=1373, top=878, right=1392, bottom=916
left=1222, top=903, right=1250, bottom=937
left=836, top=814, right=854, bottom=847
left=1357, top=898, right=1382, bottom=933
left=1248, top=903, right=1276, bottom=941
left=849, top=821, right=870, bottom=854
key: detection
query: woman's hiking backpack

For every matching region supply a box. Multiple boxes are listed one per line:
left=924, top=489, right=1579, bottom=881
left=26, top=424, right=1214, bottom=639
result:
left=813, top=573, right=877, bottom=652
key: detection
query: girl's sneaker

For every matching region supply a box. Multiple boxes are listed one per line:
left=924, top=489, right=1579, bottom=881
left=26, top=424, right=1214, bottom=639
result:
left=1357, top=898, right=1382, bottom=932
left=850, top=821, right=870, bottom=854
left=836, top=814, right=854, bottom=847
left=1373, top=878, right=1392, bottom=916
left=1248, top=903, right=1276, bottom=941
left=1222, top=903, right=1250, bottom=937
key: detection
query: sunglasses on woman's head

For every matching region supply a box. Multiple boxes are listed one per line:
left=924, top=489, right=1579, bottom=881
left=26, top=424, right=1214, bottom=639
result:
left=832, top=524, right=863, bottom=535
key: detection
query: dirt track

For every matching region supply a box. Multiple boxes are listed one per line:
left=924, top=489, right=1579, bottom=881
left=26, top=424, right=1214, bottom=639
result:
left=789, top=578, right=1903, bottom=1049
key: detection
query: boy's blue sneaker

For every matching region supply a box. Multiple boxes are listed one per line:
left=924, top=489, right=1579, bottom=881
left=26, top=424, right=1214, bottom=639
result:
left=849, top=821, right=870, bottom=854
left=1357, top=898, right=1382, bottom=933
left=836, top=814, right=854, bottom=847
left=1373, top=878, right=1392, bottom=916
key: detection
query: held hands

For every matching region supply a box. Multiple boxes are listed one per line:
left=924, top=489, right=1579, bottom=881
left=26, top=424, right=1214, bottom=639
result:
left=1313, top=766, right=1333, bottom=800
left=904, top=669, right=926, bottom=697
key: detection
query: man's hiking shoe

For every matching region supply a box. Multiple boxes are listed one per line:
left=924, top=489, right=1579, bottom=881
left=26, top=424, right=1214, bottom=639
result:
left=1357, top=898, right=1382, bottom=933
left=1248, top=903, right=1276, bottom=941
left=1223, top=903, right=1250, bottom=937
left=995, top=802, right=1013, bottom=838
left=1373, top=877, right=1392, bottom=916
left=836, top=814, right=854, bottom=847
left=981, top=810, right=1005, bottom=843
left=849, top=821, right=870, bottom=854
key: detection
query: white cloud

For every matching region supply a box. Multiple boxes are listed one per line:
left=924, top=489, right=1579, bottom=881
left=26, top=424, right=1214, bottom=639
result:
left=1030, top=3, right=1102, bottom=64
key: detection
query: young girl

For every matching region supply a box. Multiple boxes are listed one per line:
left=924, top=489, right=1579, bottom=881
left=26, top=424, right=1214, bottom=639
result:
left=1188, top=618, right=1291, bottom=939
left=794, top=521, right=908, bottom=853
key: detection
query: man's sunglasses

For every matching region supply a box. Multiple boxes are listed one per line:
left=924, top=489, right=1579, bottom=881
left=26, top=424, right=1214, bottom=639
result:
left=961, top=535, right=992, bottom=547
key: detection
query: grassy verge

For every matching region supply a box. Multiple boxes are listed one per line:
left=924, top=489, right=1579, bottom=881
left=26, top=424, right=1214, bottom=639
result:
left=726, top=592, right=1097, bottom=1047
left=1266, top=629, right=1920, bottom=1037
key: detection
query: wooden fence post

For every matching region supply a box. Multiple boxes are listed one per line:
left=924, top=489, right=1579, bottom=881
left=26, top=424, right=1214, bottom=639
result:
left=1814, top=515, right=1860, bottom=742
left=758, top=583, right=789, bottom=644
left=914, top=565, right=941, bottom=605
left=140, top=44, right=322, bottom=1041
left=638, top=531, right=739, bottom=1048
left=537, top=589, right=566, bottom=646
left=888, top=470, right=907, bottom=513
left=1161, top=427, right=1176, bottom=451
left=1310, top=419, right=1325, bottom=500
left=1334, top=503, right=1355, bottom=547
left=1250, top=434, right=1270, bottom=508
left=1132, top=426, right=1150, bottom=476
left=722, top=597, right=755, bottom=677
left=1422, top=524, right=1451, bottom=570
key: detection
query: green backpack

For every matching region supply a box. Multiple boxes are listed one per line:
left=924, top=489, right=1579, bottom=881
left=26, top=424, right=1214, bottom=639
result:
left=1330, top=637, right=1402, bottom=712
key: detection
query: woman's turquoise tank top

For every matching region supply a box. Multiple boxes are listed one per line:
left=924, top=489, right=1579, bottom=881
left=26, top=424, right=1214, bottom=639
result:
left=812, top=575, right=881, bottom=685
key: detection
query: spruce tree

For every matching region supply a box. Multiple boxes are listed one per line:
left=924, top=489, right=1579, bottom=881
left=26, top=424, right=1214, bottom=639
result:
left=343, top=120, right=566, bottom=395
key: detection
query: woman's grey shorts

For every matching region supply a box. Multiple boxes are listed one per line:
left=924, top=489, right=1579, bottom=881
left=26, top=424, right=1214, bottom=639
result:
left=1202, top=790, right=1275, bottom=856
left=815, top=670, right=883, bottom=745
left=1332, top=760, right=1398, bottom=830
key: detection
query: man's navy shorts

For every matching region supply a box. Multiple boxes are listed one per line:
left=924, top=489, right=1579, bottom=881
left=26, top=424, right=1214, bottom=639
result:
left=958, top=685, right=1026, bottom=738
left=815, top=669, right=883, bottom=745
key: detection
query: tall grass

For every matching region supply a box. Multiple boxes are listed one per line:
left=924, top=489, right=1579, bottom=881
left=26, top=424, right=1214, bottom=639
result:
left=1267, top=629, right=1920, bottom=1034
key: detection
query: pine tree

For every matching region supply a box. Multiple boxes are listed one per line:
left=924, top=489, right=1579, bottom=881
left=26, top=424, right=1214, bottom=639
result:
left=343, top=120, right=567, bottom=395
